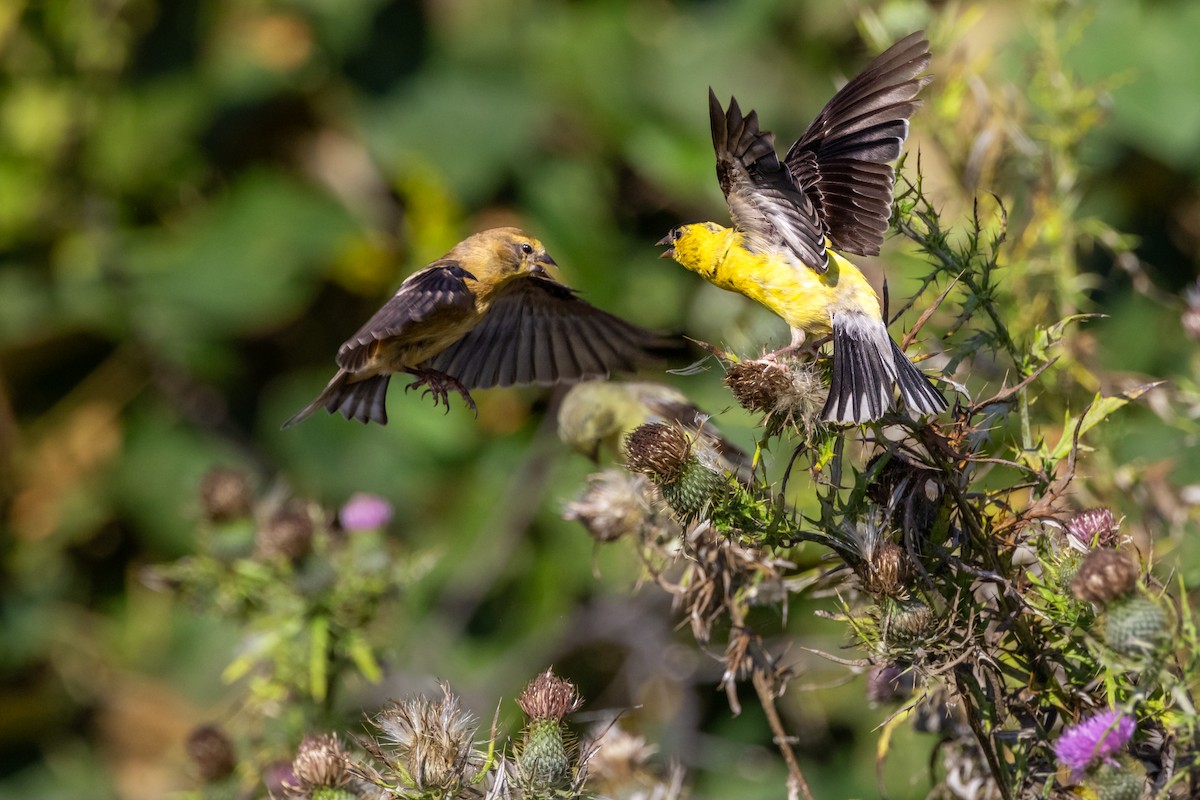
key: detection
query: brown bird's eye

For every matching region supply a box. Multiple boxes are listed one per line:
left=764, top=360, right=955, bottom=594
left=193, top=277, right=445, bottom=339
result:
left=520, top=243, right=534, bottom=255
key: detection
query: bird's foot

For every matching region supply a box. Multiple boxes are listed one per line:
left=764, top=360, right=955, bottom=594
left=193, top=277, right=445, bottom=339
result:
left=404, top=369, right=478, bottom=416
left=764, top=335, right=829, bottom=362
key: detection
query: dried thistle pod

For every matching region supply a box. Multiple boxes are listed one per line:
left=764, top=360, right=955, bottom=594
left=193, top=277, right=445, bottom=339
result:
left=370, top=685, right=479, bottom=794
left=1070, top=550, right=1138, bottom=604
left=625, top=423, right=726, bottom=521
left=624, top=423, right=690, bottom=483
left=725, top=358, right=795, bottom=414
left=724, top=357, right=825, bottom=434
left=863, top=541, right=913, bottom=597
left=290, top=733, right=351, bottom=792
left=563, top=469, right=674, bottom=544
left=186, top=724, right=237, bottom=783
left=255, top=504, right=315, bottom=563
left=198, top=467, right=253, bottom=523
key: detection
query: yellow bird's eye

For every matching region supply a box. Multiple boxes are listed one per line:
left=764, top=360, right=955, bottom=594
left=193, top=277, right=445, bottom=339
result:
left=520, top=243, right=534, bottom=255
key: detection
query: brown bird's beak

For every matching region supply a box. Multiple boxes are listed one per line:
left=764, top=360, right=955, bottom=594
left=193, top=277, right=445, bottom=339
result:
left=531, top=253, right=557, bottom=278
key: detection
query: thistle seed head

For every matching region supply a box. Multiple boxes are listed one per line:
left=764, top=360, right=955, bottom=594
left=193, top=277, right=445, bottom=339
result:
left=186, top=724, right=237, bottom=783
left=372, top=685, right=479, bottom=793
left=291, top=733, right=350, bottom=790
left=199, top=467, right=253, bottom=523
left=255, top=504, right=315, bottom=563
left=1071, top=549, right=1138, bottom=604
left=624, top=423, right=691, bottom=483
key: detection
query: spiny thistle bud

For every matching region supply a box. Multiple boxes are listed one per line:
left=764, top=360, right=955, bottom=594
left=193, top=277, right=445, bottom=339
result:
left=864, top=541, right=912, bottom=597
left=1085, top=762, right=1145, bottom=800
left=1065, top=508, right=1119, bottom=549
left=625, top=423, right=725, bottom=521
left=1071, top=550, right=1138, bottom=604
left=198, top=467, right=253, bottom=523
left=1105, top=596, right=1168, bottom=657
left=256, top=504, right=315, bottom=563
left=372, top=685, right=479, bottom=793
left=881, top=597, right=934, bottom=646
left=290, top=733, right=351, bottom=793
left=563, top=469, right=663, bottom=543
left=1052, top=709, right=1135, bottom=775
left=516, top=669, right=584, bottom=791
left=865, top=663, right=915, bottom=705
left=724, top=357, right=825, bottom=434
left=186, top=724, right=237, bottom=783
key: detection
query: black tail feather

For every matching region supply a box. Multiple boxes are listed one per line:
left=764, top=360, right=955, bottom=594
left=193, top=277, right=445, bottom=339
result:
left=282, top=371, right=391, bottom=428
left=823, top=314, right=895, bottom=424
left=822, top=313, right=944, bottom=424
left=890, top=338, right=946, bottom=416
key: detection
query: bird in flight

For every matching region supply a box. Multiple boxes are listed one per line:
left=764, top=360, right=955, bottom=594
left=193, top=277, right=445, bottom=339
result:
left=659, top=31, right=946, bottom=424
left=285, top=227, right=674, bottom=427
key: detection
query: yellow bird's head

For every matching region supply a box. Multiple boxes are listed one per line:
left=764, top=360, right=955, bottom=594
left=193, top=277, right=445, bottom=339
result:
left=656, top=222, right=731, bottom=278
left=454, top=227, right=560, bottom=286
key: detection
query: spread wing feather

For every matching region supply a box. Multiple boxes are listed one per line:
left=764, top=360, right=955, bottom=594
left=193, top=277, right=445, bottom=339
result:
left=709, top=89, right=829, bottom=272
left=336, top=261, right=477, bottom=372
left=426, top=276, right=675, bottom=389
left=785, top=31, right=931, bottom=256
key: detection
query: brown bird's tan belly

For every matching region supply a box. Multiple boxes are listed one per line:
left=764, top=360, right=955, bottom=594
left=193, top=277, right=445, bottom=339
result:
left=354, top=308, right=480, bottom=380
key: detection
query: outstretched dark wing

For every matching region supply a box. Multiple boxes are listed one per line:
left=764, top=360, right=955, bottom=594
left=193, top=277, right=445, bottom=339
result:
left=709, top=88, right=830, bottom=272
left=784, top=31, right=931, bottom=257
left=426, top=276, right=676, bottom=388
left=336, top=261, right=477, bottom=372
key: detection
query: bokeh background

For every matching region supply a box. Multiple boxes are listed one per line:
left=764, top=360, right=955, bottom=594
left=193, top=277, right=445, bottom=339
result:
left=2, top=0, right=1199, bottom=798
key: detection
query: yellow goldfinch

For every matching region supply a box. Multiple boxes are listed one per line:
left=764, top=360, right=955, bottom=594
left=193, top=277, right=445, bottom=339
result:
left=557, top=379, right=753, bottom=481
left=659, top=31, right=946, bottom=425
left=285, top=227, right=674, bottom=427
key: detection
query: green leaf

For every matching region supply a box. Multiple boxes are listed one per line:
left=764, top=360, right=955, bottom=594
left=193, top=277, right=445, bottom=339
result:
left=346, top=632, right=383, bottom=684
left=309, top=614, right=330, bottom=702
left=1048, top=382, right=1163, bottom=461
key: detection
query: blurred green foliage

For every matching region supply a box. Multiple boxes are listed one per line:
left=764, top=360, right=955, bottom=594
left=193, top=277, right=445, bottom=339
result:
left=2, top=0, right=1199, bottom=798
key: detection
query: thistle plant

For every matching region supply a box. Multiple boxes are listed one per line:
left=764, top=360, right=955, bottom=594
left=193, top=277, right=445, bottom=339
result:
left=145, top=477, right=431, bottom=789
left=556, top=19, right=1200, bottom=800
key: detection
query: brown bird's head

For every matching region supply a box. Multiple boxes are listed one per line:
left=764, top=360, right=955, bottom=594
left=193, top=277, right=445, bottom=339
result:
left=454, top=227, right=559, bottom=288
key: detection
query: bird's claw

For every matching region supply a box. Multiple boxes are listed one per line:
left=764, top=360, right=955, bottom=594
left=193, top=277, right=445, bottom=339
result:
left=764, top=335, right=829, bottom=362
left=404, top=370, right=478, bottom=417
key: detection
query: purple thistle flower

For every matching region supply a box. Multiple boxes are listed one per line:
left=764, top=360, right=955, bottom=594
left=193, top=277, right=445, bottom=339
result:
left=1065, top=508, right=1119, bottom=549
left=1053, top=709, right=1135, bottom=773
left=339, top=492, right=394, bottom=532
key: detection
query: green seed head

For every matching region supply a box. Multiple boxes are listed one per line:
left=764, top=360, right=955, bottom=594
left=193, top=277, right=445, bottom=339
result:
left=659, top=459, right=727, bottom=521
left=1085, top=762, right=1145, bottom=800
left=1105, top=596, right=1168, bottom=657
left=882, top=597, right=934, bottom=646
left=518, top=718, right=573, bottom=790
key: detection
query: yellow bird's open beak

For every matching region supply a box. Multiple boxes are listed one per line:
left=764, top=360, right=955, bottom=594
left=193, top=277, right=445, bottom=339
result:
left=656, top=233, right=675, bottom=259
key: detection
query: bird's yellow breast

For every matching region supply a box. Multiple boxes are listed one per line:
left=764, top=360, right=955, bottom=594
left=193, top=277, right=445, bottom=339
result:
left=672, top=224, right=881, bottom=334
